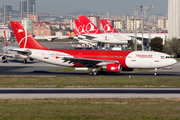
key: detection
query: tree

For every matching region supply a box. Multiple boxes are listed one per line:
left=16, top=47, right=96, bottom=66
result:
left=163, top=38, right=180, bottom=58
left=131, top=43, right=142, bottom=51
left=151, top=37, right=163, bottom=52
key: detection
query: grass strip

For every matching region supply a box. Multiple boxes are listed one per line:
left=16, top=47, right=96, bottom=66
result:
left=0, top=76, right=180, bottom=88
left=0, top=98, right=180, bottom=119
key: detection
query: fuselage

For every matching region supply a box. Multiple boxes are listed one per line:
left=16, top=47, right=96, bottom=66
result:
left=28, top=49, right=177, bottom=69
left=78, top=33, right=127, bottom=44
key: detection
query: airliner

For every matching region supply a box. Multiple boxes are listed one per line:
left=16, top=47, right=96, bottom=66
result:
left=10, top=21, right=177, bottom=75
left=73, top=27, right=97, bottom=45
left=101, top=19, right=168, bottom=44
left=0, top=31, right=31, bottom=63
left=74, top=16, right=128, bottom=45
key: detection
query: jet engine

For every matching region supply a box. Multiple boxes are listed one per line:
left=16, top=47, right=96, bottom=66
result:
left=0, top=56, right=7, bottom=62
left=106, top=63, right=122, bottom=73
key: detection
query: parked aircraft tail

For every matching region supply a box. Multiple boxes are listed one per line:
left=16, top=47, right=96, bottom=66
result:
left=74, top=19, right=86, bottom=34
left=78, top=16, right=102, bottom=34
left=10, top=21, right=48, bottom=49
left=100, top=19, right=118, bottom=33
left=4, top=31, right=8, bottom=46
left=73, top=29, right=79, bottom=36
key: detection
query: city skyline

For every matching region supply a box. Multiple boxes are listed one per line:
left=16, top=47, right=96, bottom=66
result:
left=0, top=0, right=168, bottom=15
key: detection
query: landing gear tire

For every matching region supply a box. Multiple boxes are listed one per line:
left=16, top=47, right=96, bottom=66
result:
left=154, top=68, right=157, bottom=76
left=3, top=60, right=8, bottom=63
left=23, top=59, right=27, bottom=64
left=89, top=71, right=98, bottom=75
left=93, top=71, right=98, bottom=76
left=89, top=71, right=93, bottom=75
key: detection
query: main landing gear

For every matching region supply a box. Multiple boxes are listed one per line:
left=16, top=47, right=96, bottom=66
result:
left=154, top=68, right=157, bottom=76
left=23, top=59, right=27, bottom=64
left=89, top=67, right=105, bottom=76
left=3, top=59, right=8, bottom=63
left=89, top=67, right=98, bottom=75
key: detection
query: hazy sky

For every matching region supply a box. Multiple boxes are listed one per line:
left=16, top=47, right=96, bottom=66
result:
left=0, top=0, right=168, bottom=15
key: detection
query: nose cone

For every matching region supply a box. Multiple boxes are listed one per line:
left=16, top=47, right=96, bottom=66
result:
left=172, top=59, right=177, bottom=65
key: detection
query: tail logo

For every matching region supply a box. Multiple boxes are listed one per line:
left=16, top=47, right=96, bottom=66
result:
left=18, top=28, right=30, bottom=48
left=86, top=23, right=98, bottom=34
left=104, top=24, right=111, bottom=32
left=78, top=25, right=85, bottom=34
left=18, top=29, right=23, bottom=33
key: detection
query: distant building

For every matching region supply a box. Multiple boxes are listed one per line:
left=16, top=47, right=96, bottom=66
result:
left=19, top=1, right=27, bottom=20
left=27, top=14, right=39, bottom=22
left=3, top=5, right=12, bottom=23
left=21, top=18, right=33, bottom=35
left=127, top=17, right=142, bottom=30
left=168, top=0, right=180, bottom=39
left=0, top=23, right=11, bottom=37
left=33, top=21, right=51, bottom=36
left=19, top=0, right=36, bottom=20
left=26, top=0, right=36, bottom=15
left=70, top=19, right=76, bottom=30
left=106, top=11, right=111, bottom=19
left=158, top=18, right=168, bottom=30
left=114, top=19, right=125, bottom=30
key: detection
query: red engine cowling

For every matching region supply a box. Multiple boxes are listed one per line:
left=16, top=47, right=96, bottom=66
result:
left=106, top=63, right=122, bottom=73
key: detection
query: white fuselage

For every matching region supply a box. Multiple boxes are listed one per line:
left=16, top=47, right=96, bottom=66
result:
left=27, top=49, right=177, bottom=69
left=78, top=33, right=128, bottom=44
left=77, top=33, right=167, bottom=45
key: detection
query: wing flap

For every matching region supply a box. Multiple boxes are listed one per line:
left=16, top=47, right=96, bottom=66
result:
left=63, top=57, right=118, bottom=67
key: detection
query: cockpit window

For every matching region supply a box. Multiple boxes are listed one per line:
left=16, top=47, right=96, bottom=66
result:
left=165, top=56, right=172, bottom=59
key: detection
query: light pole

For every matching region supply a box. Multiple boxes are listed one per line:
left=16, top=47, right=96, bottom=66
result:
left=140, top=5, right=144, bottom=51
left=148, top=5, right=153, bottom=51
left=134, top=4, right=140, bottom=51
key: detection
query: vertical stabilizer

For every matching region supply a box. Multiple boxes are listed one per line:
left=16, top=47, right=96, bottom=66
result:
left=100, top=19, right=118, bottom=33
left=10, top=21, right=48, bottom=49
left=78, top=16, right=102, bottom=34
left=74, top=19, right=86, bottom=34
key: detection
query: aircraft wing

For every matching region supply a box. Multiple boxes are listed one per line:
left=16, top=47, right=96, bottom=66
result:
left=9, top=49, right=32, bottom=56
left=0, top=53, right=14, bottom=57
left=78, top=34, right=96, bottom=40
left=62, top=57, right=118, bottom=67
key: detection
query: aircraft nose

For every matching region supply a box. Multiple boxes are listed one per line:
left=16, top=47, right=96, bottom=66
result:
left=172, top=58, right=177, bottom=65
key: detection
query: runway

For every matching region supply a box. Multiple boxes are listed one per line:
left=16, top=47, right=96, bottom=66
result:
left=1, top=88, right=180, bottom=99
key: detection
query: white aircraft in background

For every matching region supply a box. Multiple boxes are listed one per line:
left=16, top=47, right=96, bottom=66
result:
left=100, top=19, right=168, bottom=45
left=0, top=31, right=32, bottom=63
left=73, top=27, right=97, bottom=46
left=74, top=16, right=128, bottom=45
left=10, top=21, right=177, bottom=75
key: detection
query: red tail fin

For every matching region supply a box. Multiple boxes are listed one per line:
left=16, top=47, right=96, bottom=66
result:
left=66, top=31, right=71, bottom=36
left=10, top=21, right=48, bottom=49
left=73, top=29, right=79, bottom=36
left=4, top=31, right=8, bottom=46
left=78, top=16, right=102, bottom=35
left=74, top=19, right=86, bottom=34
left=100, top=19, right=118, bottom=33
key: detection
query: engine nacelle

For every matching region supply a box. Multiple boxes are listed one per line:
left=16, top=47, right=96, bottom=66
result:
left=0, top=56, right=7, bottom=62
left=106, top=63, right=122, bottom=73
left=1, top=56, right=6, bottom=61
